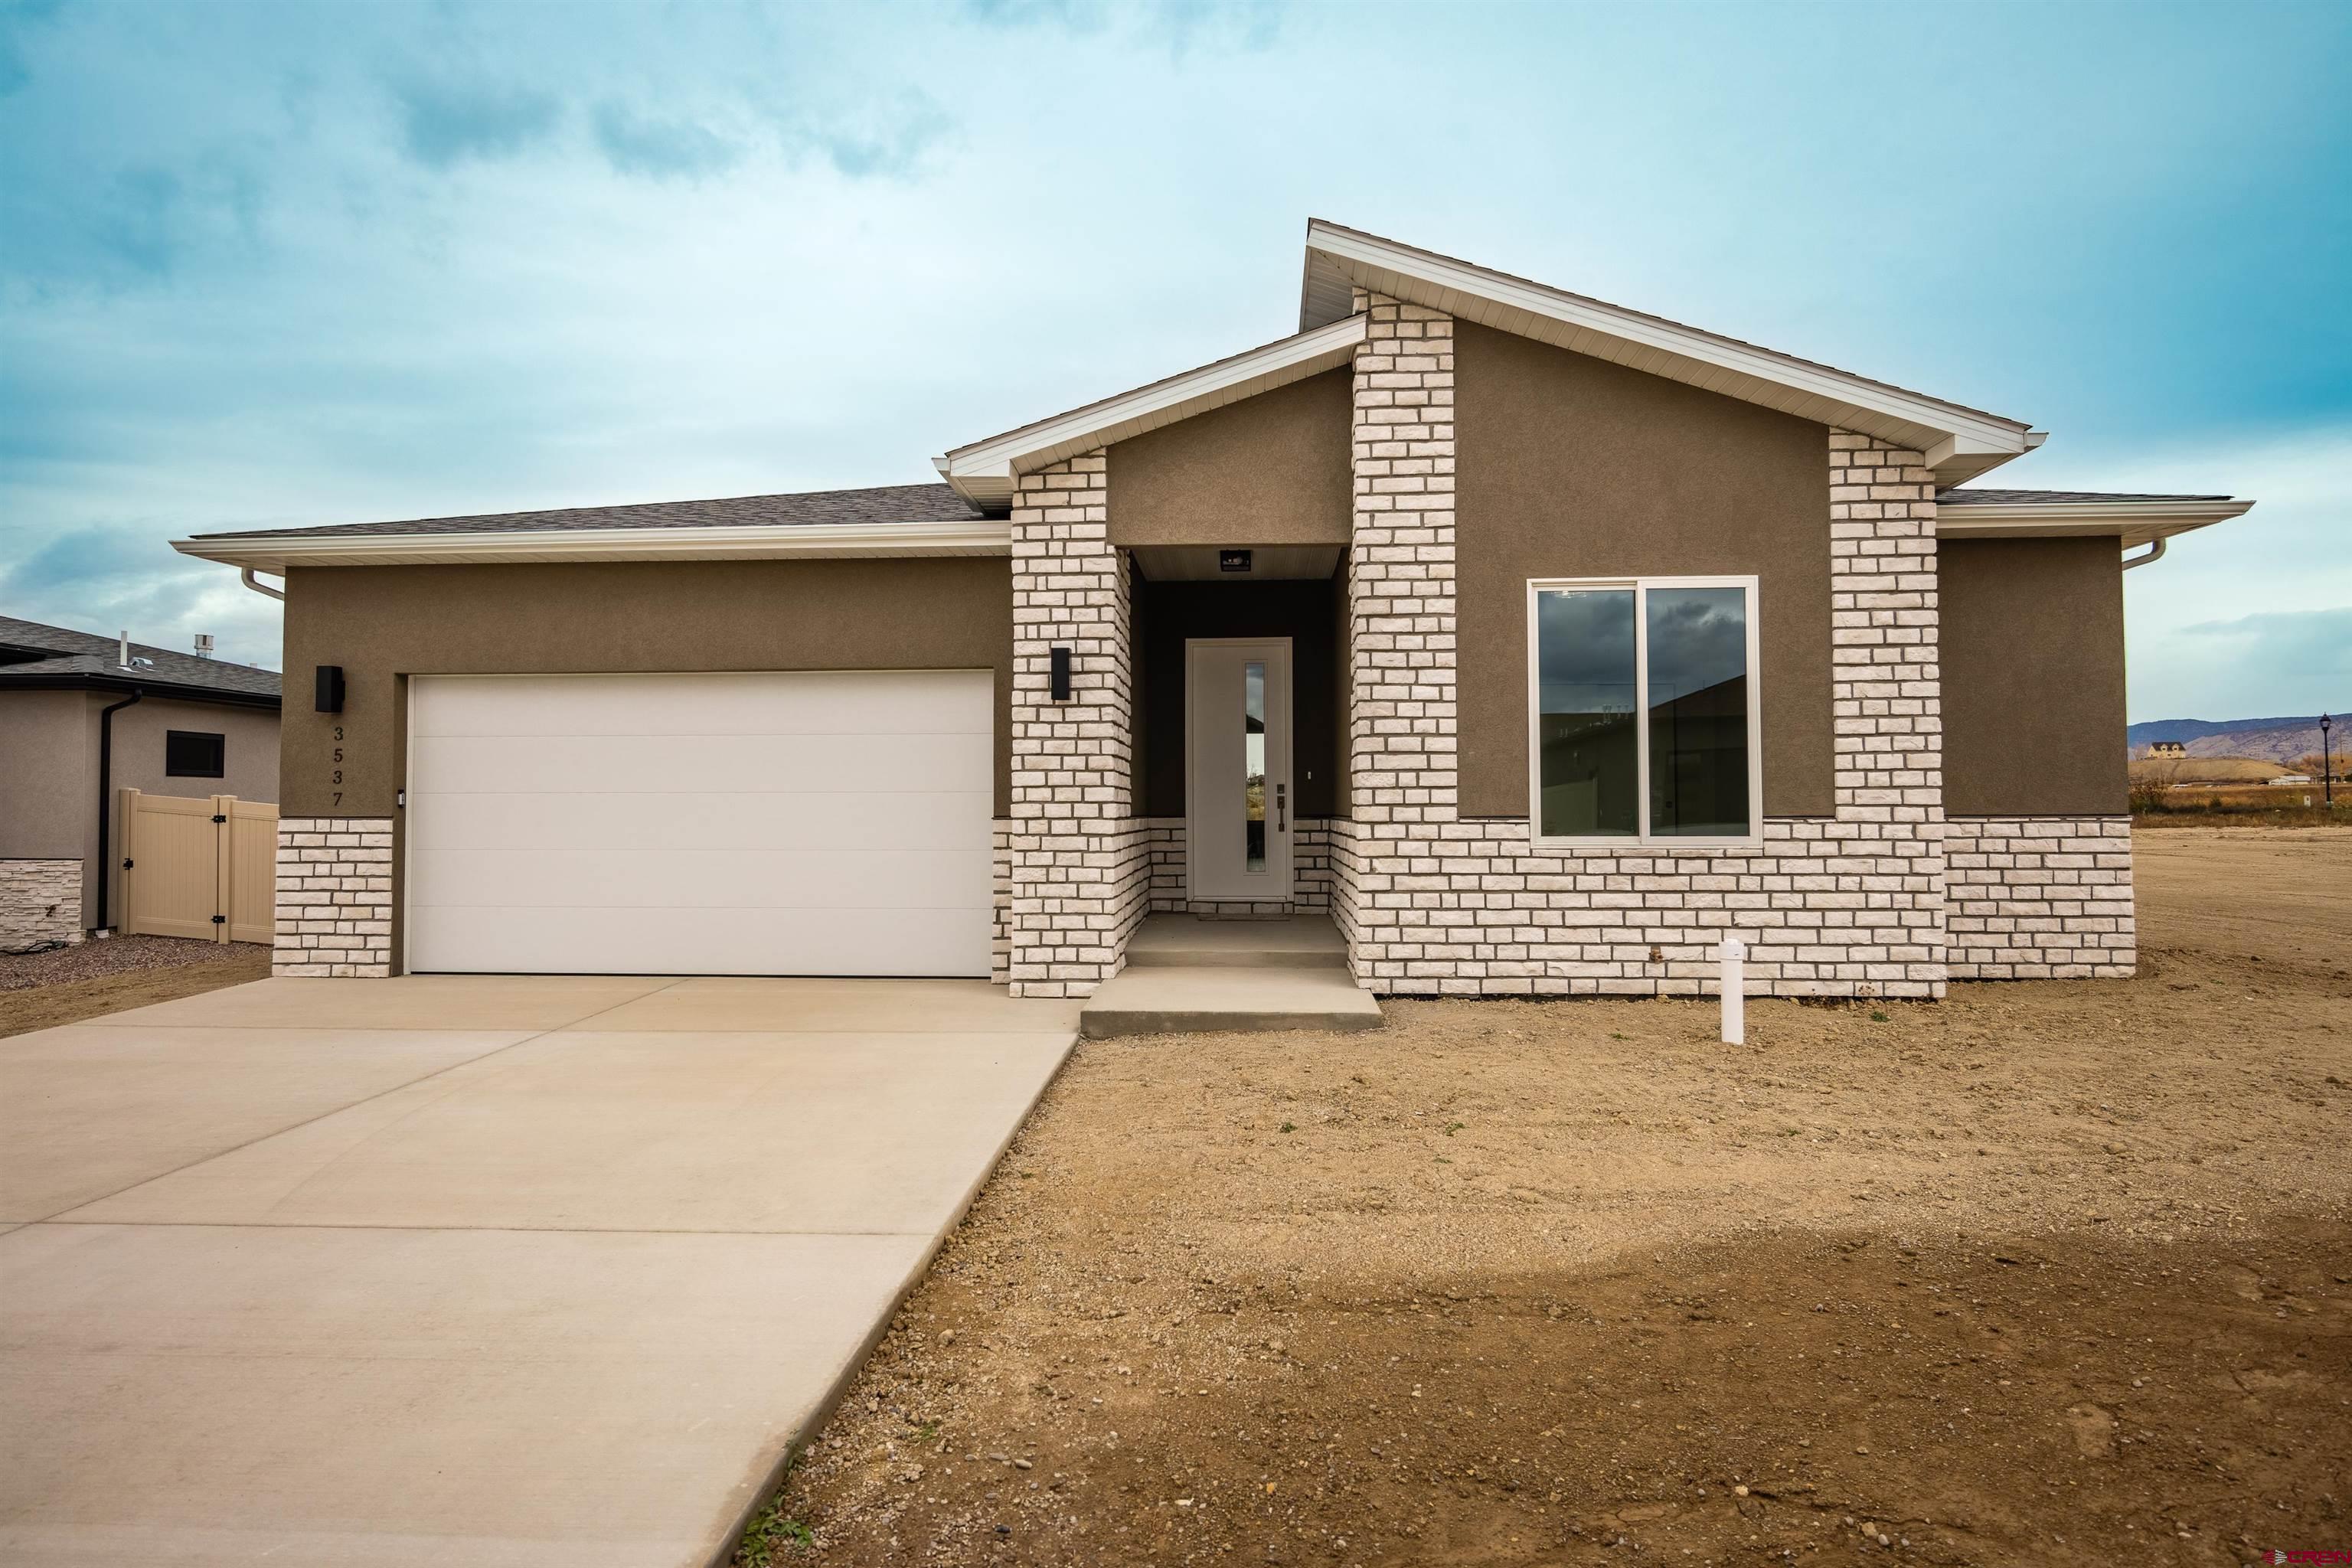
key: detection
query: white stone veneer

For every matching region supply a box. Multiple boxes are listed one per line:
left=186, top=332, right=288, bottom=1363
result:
left=0, top=859, right=83, bottom=953
left=1004, top=454, right=1149, bottom=997
left=274, top=818, right=393, bottom=976
left=1947, top=815, right=2134, bottom=978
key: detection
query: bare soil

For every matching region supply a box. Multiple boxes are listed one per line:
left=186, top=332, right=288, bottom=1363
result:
left=0, top=938, right=270, bottom=1038
left=765, top=828, right=2351, bottom=1566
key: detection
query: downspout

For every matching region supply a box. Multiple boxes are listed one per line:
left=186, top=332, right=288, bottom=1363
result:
left=2122, top=537, right=2167, bottom=571
left=240, top=567, right=286, bottom=600
left=94, top=688, right=144, bottom=936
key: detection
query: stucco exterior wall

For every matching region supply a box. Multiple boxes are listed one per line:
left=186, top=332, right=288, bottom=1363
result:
left=1, top=688, right=279, bottom=932
left=1453, top=319, right=1836, bottom=818
left=0, top=691, right=93, bottom=861
left=279, top=557, right=1015, bottom=819
left=1107, top=367, right=1352, bottom=547
left=1939, top=536, right=2128, bottom=816
left=108, top=697, right=279, bottom=805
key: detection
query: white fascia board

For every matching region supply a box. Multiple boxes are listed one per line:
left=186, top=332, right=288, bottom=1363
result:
left=1303, top=220, right=2037, bottom=485
left=171, top=518, right=1013, bottom=573
left=936, top=315, right=1368, bottom=511
left=1936, top=498, right=2253, bottom=547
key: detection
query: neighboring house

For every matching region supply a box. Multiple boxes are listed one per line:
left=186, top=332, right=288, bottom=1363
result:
left=2147, top=740, right=2187, bottom=757
left=0, top=618, right=282, bottom=950
left=172, top=221, right=2255, bottom=994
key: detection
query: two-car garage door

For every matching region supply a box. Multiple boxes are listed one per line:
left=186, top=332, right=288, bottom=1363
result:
left=405, top=671, right=993, bottom=976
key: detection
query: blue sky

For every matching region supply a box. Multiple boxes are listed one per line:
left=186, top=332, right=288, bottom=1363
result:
left=2, top=0, right=2346, bottom=723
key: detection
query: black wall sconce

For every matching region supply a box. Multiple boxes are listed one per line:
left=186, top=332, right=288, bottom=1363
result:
left=1050, top=646, right=1073, bottom=702
left=315, top=665, right=345, bottom=714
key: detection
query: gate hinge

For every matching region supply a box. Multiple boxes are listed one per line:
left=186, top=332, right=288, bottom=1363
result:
left=211, top=914, right=227, bottom=924
left=211, top=813, right=227, bottom=824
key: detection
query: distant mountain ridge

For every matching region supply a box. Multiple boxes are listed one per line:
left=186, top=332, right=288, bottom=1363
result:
left=2126, top=716, right=2315, bottom=745
left=2128, top=715, right=2338, bottom=766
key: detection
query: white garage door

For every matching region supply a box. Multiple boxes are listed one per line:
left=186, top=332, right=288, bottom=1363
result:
left=405, top=671, right=993, bottom=976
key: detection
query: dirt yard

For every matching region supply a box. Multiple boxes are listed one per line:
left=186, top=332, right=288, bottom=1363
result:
left=0, top=936, right=270, bottom=1038
left=761, top=827, right=2350, bottom=1567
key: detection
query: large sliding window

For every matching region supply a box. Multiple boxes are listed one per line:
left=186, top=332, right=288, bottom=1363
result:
left=1528, top=577, right=1760, bottom=845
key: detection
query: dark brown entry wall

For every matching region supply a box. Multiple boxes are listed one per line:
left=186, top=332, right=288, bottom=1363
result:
left=1132, top=577, right=1344, bottom=819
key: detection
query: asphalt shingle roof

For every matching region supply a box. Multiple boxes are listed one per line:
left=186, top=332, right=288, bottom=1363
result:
left=0, top=617, right=282, bottom=701
left=191, top=482, right=986, bottom=541
left=1936, top=488, right=2233, bottom=505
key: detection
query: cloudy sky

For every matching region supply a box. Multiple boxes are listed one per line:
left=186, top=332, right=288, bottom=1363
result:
left=2, top=0, right=2345, bottom=723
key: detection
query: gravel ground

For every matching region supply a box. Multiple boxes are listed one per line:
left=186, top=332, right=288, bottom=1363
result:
left=0, top=937, right=270, bottom=1037
left=0, top=934, right=265, bottom=990
left=757, top=828, right=2351, bottom=1566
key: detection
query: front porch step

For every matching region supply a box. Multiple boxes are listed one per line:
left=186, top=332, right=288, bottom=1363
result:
left=1079, top=965, right=1383, bottom=1039
left=1125, top=914, right=1348, bottom=969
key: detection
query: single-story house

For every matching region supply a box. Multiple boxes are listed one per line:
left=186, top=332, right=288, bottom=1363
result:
left=172, top=221, right=2253, bottom=996
left=0, top=618, right=283, bottom=950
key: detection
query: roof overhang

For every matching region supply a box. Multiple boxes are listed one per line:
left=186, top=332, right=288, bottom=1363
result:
left=0, top=671, right=282, bottom=708
left=1935, top=497, right=2254, bottom=549
left=172, top=518, right=1012, bottom=573
left=935, top=315, right=1367, bottom=511
left=1300, top=220, right=2043, bottom=488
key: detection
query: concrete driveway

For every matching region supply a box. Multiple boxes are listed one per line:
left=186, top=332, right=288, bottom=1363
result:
left=0, top=974, right=1079, bottom=1567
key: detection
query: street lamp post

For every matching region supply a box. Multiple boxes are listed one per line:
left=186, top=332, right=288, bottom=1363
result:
left=2322, top=714, right=2334, bottom=808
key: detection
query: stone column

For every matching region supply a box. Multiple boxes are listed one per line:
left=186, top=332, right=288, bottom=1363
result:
left=1004, top=452, right=1147, bottom=998
left=1334, top=291, right=1459, bottom=988
left=1828, top=432, right=1949, bottom=998
left=274, top=817, right=394, bottom=976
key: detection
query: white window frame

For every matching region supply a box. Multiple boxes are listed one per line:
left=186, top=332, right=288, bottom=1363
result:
left=1524, top=575, right=1765, bottom=849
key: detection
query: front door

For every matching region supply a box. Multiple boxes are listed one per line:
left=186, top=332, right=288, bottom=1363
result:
left=1186, top=639, right=1292, bottom=903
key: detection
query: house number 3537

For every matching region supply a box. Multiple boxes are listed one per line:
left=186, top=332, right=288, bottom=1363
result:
left=332, top=725, right=345, bottom=808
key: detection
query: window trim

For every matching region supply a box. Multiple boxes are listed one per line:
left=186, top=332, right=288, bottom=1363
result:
left=1524, top=575, right=1765, bottom=849
left=164, top=728, right=227, bottom=779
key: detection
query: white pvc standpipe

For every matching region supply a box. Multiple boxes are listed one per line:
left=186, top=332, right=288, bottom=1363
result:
left=1720, top=936, right=1746, bottom=1045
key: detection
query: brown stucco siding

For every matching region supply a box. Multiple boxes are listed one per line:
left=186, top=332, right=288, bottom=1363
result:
left=0, top=691, right=93, bottom=861
left=1939, top=536, right=2128, bottom=816
left=1132, top=578, right=1342, bottom=818
left=1106, top=368, right=1352, bottom=547
left=110, top=696, right=280, bottom=805
left=279, top=557, right=1014, bottom=818
left=1453, top=320, right=1835, bottom=818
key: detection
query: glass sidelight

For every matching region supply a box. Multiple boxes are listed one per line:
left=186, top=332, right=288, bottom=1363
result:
left=1185, top=637, right=1292, bottom=903
left=1243, top=660, right=1266, bottom=871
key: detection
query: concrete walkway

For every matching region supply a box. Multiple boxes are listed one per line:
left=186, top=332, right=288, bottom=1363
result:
left=1082, top=915, right=1382, bottom=1037
left=0, top=975, right=1080, bottom=1567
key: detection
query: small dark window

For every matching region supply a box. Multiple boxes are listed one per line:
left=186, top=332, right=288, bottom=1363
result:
left=165, top=730, right=226, bottom=779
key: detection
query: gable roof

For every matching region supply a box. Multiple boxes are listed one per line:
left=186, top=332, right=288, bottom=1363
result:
left=1298, top=220, right=2040, bottom=487
left=936, top=317, right=1365, bottom=511
left=175, top=483, right=1004, bottom=571
left=938, top=221, right=2045, bottom=506
left=0, top=617, right=282, bottom=705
